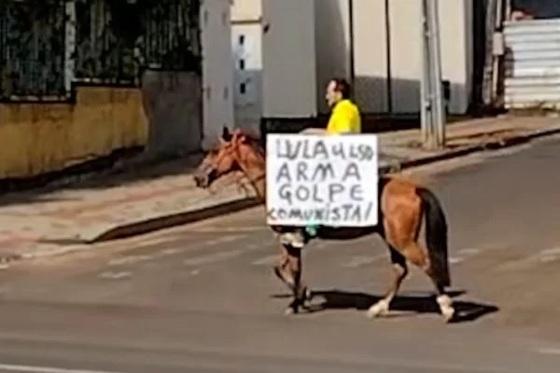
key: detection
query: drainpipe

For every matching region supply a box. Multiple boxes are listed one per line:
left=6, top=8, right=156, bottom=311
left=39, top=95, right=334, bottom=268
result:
left=385, top=0, right=393, bottom=114
left=348, top=0, right=355, bottom=93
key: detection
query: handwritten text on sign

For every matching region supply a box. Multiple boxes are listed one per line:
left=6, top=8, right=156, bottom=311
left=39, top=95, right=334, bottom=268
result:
left=266, top=134, right=378, bottom=227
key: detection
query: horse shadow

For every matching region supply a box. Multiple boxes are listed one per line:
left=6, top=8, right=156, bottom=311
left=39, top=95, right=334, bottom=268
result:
left=273, top=289, right=498, bottom=323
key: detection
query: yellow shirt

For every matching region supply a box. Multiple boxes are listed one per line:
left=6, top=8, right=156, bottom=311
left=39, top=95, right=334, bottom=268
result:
left=326, top=99, right=361, bottom=134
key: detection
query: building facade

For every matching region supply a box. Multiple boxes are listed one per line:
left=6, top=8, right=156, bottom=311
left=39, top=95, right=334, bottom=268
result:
left=0, top=0, right=233, bottom=180
left=230, top=0, right=475, bottom=132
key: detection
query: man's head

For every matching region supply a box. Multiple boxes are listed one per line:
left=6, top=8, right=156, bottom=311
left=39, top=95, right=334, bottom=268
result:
left=325, top=78, right=351, bottom=108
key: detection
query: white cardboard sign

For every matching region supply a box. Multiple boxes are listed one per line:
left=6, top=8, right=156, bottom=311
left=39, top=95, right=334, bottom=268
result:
left=266, top=134, right=378, bottom=227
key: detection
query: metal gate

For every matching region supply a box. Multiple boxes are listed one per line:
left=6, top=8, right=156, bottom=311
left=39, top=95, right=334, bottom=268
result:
left=504, top=19, right=560, bottom=110
left=1, top=0, right=201, bottom=101
left=0, top=0, right=67, bottom=100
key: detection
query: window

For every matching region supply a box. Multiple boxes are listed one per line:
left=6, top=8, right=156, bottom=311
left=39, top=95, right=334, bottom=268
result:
left=238, top=35, right=245, bottom=45
left=239, top=59, right=245, bottom=70
left=240, top=83, right=246, bottom=95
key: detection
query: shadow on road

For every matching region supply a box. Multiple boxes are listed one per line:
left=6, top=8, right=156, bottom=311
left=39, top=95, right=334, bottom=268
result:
left=273, top=289, right=498, bottom=323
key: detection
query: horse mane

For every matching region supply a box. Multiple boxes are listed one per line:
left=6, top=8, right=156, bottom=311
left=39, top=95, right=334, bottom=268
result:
left=235, top=130, right=265, bottom=158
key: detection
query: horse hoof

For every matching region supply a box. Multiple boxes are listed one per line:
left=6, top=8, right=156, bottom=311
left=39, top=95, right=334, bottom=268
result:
left=441, top=306, right=455, bottom=323
left=366, top=300, right=389, bottom=319
left=300, top=287, right=313, bottom=302
left=284, top=306, right=298, bottom=316
left=437, top=295, right=455, bottom=323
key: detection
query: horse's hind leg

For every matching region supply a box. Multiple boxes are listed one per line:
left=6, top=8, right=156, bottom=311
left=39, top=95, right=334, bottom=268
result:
left=392, top=240, right=455, bottom=322
left=367, top=247, right=408, bottom=318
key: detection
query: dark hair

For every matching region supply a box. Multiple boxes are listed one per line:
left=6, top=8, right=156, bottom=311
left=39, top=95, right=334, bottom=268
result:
left=331, top=78, right=351, bottom=99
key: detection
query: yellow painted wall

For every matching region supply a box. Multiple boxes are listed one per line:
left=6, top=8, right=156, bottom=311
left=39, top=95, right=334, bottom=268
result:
left=0, top=86, right=148, bottom=179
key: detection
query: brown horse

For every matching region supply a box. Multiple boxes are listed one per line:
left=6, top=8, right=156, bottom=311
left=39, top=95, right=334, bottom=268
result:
left=194, top=128, right=455, bottom=322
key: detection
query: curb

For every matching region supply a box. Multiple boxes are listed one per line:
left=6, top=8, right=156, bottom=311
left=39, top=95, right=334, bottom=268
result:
left=92, top=198, right=261, bottom=243
left=385, top=127, right=560, bottom=172
left=12, top=125, right=560, bottom=261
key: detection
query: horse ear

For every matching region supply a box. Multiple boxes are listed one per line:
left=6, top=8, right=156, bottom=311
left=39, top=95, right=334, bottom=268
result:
left=231, top=129, right=246, bottom=144
left=222, top=126, right=232, bottom=142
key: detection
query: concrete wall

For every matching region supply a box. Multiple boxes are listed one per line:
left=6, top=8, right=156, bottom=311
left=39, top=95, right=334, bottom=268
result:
left=0, top=86, right=148, bottom=179
left=232, top=23, right=263, bottom=137
left=353, top=0, right=473, bottom=115
left=262, top=0, right=317, bottom=118
left=314, top=0, right=351, bottom=114
left=141, top=71, right=202, bottom=159
left=0, top=72, right=204, bottom=180
left=353, top=0, right=389, bottom=113
left=231, top=0, right=262, bottom=21
left=439, top=0, right=473, bottom=114
left=389, top=0, right=423, bottom=114
left=0, top=0, right=234, bottom=179
left=201, top=0, right=235, bottom=150
left=232, top=0, right=473, bottom=120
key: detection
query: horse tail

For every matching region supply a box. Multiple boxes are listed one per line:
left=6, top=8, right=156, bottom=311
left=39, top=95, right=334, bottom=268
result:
left=417, top=187, right=451, bottom=288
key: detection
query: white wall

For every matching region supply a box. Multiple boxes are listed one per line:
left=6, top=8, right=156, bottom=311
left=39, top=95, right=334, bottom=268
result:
left=231, top=0, right=262, bottom=21
left=353, top=0, right=389, bottom=113
left=314, top=0, right=351, bottom=114
left=439, top=0, right=473, bottom=114
left=262, top=0, right=317, bottom=118
left=232, top=23, right=263, bottom=136
left=200, top=0, right=235, bottom=150
left=353, top=0, right=473, bottom=115
left=389, top=0, right=423, bottom=114
left=229, top=0, right=473, bottom=122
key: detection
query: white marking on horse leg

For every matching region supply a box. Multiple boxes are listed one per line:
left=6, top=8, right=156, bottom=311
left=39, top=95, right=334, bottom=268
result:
left=437, top=294, right=455, bottom=322
left=366, top=299, right=390, bottom=319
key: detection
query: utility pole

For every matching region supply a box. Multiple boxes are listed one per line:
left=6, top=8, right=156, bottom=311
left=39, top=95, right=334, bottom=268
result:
left=420, top=0, right=446, bottom=149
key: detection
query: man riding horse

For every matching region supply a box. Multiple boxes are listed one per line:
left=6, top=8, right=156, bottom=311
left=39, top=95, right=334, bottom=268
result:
left=193, top=78, right=455, bottom=322
left=281, top=78, right=363, bottom=248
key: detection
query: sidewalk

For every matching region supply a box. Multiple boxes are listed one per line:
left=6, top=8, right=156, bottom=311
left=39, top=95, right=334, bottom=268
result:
left=0, top=115, right=558, bottom=262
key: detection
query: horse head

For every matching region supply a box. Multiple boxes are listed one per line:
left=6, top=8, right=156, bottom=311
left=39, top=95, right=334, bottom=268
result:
left=193, top=127, right=261, bottom=189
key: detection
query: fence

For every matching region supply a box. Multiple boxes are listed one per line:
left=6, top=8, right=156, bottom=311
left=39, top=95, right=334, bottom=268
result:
left=0, top=0, right=201, bottom=101
left=0, top=0, right=66, bottom=100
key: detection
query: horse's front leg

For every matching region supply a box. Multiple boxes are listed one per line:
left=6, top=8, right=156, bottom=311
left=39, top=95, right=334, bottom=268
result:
left=282, top=244, right=309, bottom=314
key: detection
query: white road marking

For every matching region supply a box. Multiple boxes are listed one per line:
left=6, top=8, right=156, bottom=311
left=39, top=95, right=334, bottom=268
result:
left=498, top=247, right=560, bottom=270
left=189, top=226, right=266, bottom=233
left=98, top=271, right=132, bottom=280
left=106, top=234, right=249, bottom=269
left=449, top=247, right=484, bottom=265
left=458, top=248, right=481, bottom=255
left=540, top=255, right=559, bottom=263
left=202, top=234, right=247, bottom=247
left=108, top=255, right=152, bottom=266
left=252, top=255, right=277, bottom=266
left=449, top=257, right=464, bottom=264
left=342, top=255, right=385, bottom=268
left=540, top=247, right=560, bottom=256
left=536, top=347, right=560, bottom=355
left=183, top=249, right=244, bottom=266
left=0, top=363, right=123, bottom=373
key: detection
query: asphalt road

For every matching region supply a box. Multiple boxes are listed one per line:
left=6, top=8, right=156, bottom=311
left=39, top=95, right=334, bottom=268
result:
left=0, top=136, right=559, bottom=372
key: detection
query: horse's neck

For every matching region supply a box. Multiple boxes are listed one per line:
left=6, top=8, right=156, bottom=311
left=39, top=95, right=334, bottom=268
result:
left=240, top=151, right=266, bottom=202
